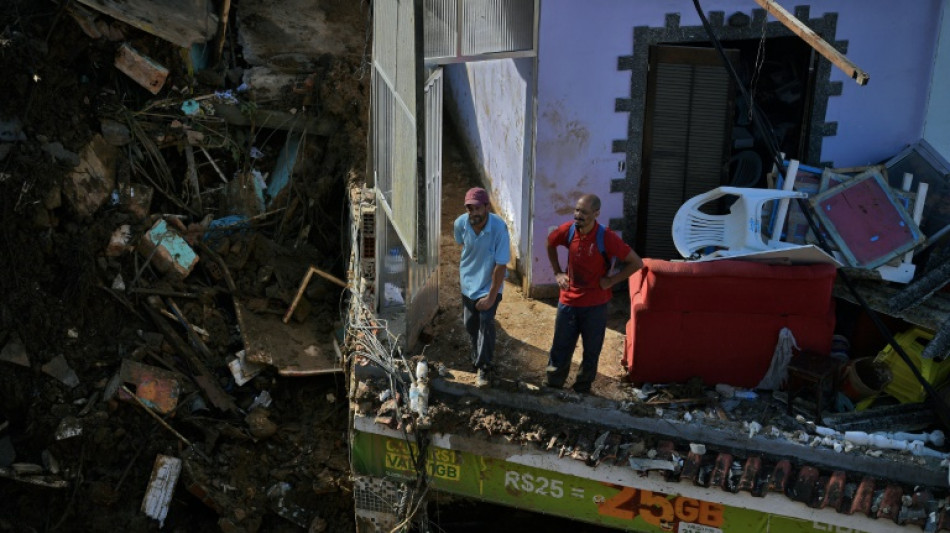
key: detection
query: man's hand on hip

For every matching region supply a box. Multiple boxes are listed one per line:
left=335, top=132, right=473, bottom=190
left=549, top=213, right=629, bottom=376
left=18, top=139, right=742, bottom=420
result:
left=475, top=295, right=495, bottom=311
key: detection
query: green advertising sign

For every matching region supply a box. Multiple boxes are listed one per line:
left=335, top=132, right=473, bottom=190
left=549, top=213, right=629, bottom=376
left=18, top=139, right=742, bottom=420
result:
left=351, top=429, right=871, bottom=533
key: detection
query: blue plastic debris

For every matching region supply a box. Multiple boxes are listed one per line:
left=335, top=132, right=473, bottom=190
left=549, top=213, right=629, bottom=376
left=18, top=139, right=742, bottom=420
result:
left=181, top=100, right=200, bottom=116
left=203, top=215, right=251, bottom=245
left=214, top=90, right=239, bottom=104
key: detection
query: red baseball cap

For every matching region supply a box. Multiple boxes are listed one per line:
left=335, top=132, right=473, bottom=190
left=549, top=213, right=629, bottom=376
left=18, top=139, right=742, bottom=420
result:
left=464, top=187, right=489, bottom=206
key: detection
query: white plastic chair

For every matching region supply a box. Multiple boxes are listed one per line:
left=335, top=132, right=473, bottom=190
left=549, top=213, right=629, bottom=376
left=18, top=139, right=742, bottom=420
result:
left=672, top=186, right=808, bottom=259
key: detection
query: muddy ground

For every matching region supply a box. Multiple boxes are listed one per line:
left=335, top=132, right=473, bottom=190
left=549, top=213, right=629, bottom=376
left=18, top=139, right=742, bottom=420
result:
left=0, top=1, right=366, bottom=531
left=428, top=128, right=635, bottom=403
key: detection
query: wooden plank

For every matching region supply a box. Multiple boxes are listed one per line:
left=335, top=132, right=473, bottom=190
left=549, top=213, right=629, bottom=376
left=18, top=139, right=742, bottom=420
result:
left=76, top=0, right=217, bottom=47
left=115, top=43, right=169, bottom=95
left=753, top=0, right=870, bottom=86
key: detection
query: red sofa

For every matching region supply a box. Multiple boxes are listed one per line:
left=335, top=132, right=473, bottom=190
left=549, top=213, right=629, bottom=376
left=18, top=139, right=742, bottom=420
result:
left=623, top=259, right=836, bottom=387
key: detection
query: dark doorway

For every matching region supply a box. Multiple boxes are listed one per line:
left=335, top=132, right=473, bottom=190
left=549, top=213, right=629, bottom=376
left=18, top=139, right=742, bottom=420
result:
left=636, top=35, right=815, bottom=259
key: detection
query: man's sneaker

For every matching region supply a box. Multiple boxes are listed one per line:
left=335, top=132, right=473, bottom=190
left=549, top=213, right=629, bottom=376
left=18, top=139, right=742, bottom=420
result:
left=571, top=382, right=592, bottom=394
left=476, top=368, right=490, bottom=388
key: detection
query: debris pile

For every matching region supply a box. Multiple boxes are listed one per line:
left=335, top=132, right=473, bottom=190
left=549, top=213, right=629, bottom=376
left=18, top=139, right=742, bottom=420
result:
left=0, top=0, right=368, bottom=529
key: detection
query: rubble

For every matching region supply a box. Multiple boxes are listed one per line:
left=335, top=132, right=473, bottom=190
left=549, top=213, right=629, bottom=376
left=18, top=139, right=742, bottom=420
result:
left=0, top=0, right=365, bottom=529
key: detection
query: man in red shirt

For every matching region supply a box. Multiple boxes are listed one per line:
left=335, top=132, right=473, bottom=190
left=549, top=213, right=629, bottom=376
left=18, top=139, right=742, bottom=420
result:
left=544, top=194, right=643, bottom=393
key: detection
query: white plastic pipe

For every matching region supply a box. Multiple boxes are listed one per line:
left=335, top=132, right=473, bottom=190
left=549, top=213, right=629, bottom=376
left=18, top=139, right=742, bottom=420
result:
left=770, top=159, right=800, bottom=243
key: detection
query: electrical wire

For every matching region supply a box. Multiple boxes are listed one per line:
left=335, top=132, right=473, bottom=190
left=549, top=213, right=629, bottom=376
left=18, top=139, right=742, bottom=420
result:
left=342, top=186, right=432, bottom=529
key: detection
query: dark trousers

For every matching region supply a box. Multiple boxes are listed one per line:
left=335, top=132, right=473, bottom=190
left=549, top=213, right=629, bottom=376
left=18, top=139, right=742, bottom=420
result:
left=546, top=302, right=607, bottom=390
left=462, top=293, right=502, bottom=370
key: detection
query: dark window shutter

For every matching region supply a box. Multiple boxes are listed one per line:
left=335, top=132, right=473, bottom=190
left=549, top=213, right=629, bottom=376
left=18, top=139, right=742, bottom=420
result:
left=640, top=45, right=737, bottom=259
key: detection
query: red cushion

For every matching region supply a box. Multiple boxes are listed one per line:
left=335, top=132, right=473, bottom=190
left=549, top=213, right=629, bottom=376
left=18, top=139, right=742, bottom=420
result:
left=624, top=259, right=836, bottom=387
left=630, top=259, right=837, bottom=316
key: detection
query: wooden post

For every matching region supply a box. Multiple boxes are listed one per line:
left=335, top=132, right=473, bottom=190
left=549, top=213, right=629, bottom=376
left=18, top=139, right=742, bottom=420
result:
left=213, top=0, right=232, bottom=65
left=753, top=0, right=870, bottom=86
left=283, top=266, right=348, bottom=324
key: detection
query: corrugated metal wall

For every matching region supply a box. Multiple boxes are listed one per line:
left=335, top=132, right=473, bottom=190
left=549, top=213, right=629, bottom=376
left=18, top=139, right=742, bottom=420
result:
left=374, top=0, right=419, bottom=256
left=424, top=0, right=535, bottom=62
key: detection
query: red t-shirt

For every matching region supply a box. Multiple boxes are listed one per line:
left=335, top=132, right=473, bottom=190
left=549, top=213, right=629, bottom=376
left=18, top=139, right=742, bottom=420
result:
left=548, top=221, right=633, bottom=307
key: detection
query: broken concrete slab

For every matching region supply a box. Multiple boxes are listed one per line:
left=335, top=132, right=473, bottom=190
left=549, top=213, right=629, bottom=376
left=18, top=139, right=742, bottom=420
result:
left=75, top=0, right=217, bottom=48
left=141, top=454, right=182, bottom=528
left=138, top=218, right=199, bottom=279
left=63, top=134, right=117, bottom=219
left=41, top=355, right=79, bottom=388
left=234, top=299, right=341, bottom=377
left=0, top=333, right=30, bottom=367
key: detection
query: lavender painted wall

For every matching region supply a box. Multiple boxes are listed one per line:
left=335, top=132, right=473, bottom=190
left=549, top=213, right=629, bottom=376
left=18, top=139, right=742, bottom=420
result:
left=531, top=0, right=941, bottom=286
left=444, top=59, right=533, bottom=261
left=924, top=0, right=950, bottom=158
left=820, top=0, right=941, bottom=166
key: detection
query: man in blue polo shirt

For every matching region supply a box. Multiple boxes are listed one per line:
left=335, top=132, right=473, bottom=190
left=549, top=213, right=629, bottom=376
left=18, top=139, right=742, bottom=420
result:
left=454, top=187, right=510, bottom=388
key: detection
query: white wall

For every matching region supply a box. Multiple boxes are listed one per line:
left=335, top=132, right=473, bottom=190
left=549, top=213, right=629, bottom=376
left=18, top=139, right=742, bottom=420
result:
left=924, top=0, right=950, bottom=159
left=445, top=59, right=533, bottom=264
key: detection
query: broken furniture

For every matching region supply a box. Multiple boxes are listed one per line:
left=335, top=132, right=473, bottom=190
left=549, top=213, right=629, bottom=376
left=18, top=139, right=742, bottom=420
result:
left=785, top=350, right=840, bottom=424
left=671, top=185, right=808, bottom=259
left=809, top=168, right=925, bottom=270
left=623, top=259, right=836, bottom=388
left=813, top=166, right=930, bottom=283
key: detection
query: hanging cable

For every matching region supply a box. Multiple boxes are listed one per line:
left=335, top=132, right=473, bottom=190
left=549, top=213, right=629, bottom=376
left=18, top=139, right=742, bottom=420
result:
left=690, top=0, right=949, bottom=422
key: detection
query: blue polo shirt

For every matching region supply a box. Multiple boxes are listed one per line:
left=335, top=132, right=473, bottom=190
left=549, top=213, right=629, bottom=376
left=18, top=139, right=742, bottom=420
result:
left=454, top=212, right=510, bottom=300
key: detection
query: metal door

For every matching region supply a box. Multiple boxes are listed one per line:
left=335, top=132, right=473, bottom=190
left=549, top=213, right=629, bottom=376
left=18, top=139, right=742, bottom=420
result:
left=407, top=68, right=443, bottom=347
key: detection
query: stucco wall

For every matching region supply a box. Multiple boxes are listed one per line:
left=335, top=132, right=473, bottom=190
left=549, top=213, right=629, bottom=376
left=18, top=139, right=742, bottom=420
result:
left=444, top=59, right=533, bottom=264
left=530, top=0, right=941, bottom=285
left=924, top=0, right=950, bottom=158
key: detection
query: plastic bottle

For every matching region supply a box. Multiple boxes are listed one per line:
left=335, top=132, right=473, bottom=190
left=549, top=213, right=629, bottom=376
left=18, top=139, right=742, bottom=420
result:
left=416, top=360, right=428, bottom=382
left=416, top=383, right=429, bottom=417
left=409, top=383, right=420, bottom=413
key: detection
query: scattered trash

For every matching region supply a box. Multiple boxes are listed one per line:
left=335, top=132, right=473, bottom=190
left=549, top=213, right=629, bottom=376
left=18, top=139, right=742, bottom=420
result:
left=228, top=349, right=265, bottom=387
left=180, top=99, right=200, bottom=116
left=111, top=360, right=183, bottom=415
left=54, top=417, right=83, bottom=440
left=248, top=390, right=273, bottom=411
left=141, top=455, right=182, bottom=527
